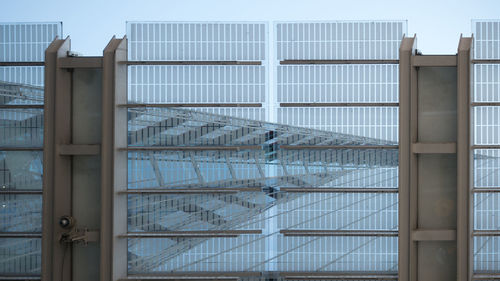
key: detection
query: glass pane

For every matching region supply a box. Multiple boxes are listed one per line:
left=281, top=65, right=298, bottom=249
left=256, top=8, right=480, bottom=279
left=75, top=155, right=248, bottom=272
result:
left=0, top=238, right=41, bottom=275
left=277, top=65, right=399, bottom=103
left=0, top=194, right=41, bottom=232
left=128, top=65, right=266, bottom=104
left=474, top=149, right=500, bottom=188
left=277, top=107, right=399, bottom=142
left=128, top=235, right=397, bottom=273
left=0, top=23, right=61, bottom=62
left=474, top=236, right=500, bottom=272
left=127, top=22, right=267, bottom=61
left=475, top=193, right=500, bottom=230
left=0, top=66, right=44, bottom=105
left=474, top=106, right=500, bottom=145
left=276, top=21, right=406, bottom=60
left=473, top=64, right=500, bottom=103
left=0, top=109, right=43, bottom=147
left=473, top=20, right=500, bottom=60
left=0, top=151, right=43, bottom=190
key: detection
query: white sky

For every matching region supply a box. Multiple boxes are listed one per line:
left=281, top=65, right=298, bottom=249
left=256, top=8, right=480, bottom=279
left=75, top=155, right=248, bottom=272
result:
left=1, top=0, right=499, bottom=55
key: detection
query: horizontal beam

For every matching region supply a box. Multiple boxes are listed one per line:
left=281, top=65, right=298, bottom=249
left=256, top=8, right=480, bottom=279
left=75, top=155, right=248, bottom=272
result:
left=471, top=102, right=500, bottom=106
left=412, top=142, right=457, bottom=154
left=280, top=187, right=398, bottom=193
left=280, top=60, right=399, bottom=65
left=0, top=147, right=43, bottom=151
left=0, top=104, right=43, bottom=109
left=472, top=230, right=500, bottom=236
left=472, top=145, right=500, bottom=149
left=280, top=230, right=398, bottom=237
left=122, top=230, right=262, bottom=238
left=0, top=232, right=42, bottom=238
left=124, top=275, right=240, bottom=281
left=471, top=59, right=500, bottom=64
left=411, top=55, right=457, bottom=67
left=0, top=277, right=40, bottom=280
left=123, top=61, right=262, bottom=66
left=0, top=62, right=44, bottom=66
left=0, top=189, right=42, bottom=195
left=122, top=187, right=261, bottom=194
left=123, top=103, right=262, bottom=108
left=57, top=144, right=100, bottom=155
left=280, top=145, right=398, bottom=150
left=281, top=272, right=398, bottom=280
left=473, top=188, right=500, bottom=193
left=124, top=272, right=261, bottom=279
left=411, top=229, right=456, bottom=241
left=57, top=57, right=103, bottom=68
left=124, top=145, right=261, bottom=151
left=280, top=102, right=398, bottom=107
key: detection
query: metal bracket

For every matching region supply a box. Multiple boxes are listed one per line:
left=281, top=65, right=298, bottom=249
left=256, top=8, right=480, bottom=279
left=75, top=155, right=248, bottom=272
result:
left=59, top=228, right=100, bottom=245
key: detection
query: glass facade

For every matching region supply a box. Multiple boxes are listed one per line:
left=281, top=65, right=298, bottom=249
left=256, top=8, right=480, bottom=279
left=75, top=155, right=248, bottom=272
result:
left=0, top=22, right=62, bottom=276
left=472, top=19, right=500, bottom=274
left=125, top=21, right=404, bottom=276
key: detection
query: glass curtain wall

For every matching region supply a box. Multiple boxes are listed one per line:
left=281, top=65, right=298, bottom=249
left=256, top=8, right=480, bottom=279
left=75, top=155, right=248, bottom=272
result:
left=125, top=21, right=404, bottom=278
left=472, top=19, right=500, bottom=275
left=0, top=22, right=62, bottom=277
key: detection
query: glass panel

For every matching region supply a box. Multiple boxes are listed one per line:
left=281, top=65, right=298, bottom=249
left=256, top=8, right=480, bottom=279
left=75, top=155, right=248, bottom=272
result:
left=0, top=22, right=61, bottom=62
left=128, top=235, right=397, bottom=273
left=276, top=21, right=406, bottom=60
left=127, top=22, right=267, bottom=61
left=277, top=107, right=399, bottom=142
left=0, top=151, right=43, bottom=190
left=473, top=20, right=500, bottom=60
left=277, top=65, right=399, bottom=103
left=0, top=238, right=41, bottom=275
left=0, top=194, right=41, bottom=232
left=474, top=236, right=500, bottom=272
left=474, top=149, right=500, bottom=188
left=0, top=109, right=43, bottom=147
left=475, top=193, right=500, bottom=230
left=0, top=66, right=44, bottom=105
left=474, top=106, right=500, bottom=145
left=128, top=65, right=266, bottom=104
left=473, top=64, right=500, bottom=103
left=277, top=193, right=398, bottom=230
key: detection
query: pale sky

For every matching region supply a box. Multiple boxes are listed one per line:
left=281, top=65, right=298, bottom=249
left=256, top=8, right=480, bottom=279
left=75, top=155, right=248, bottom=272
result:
left=1, top=0, right=499, bottom=55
